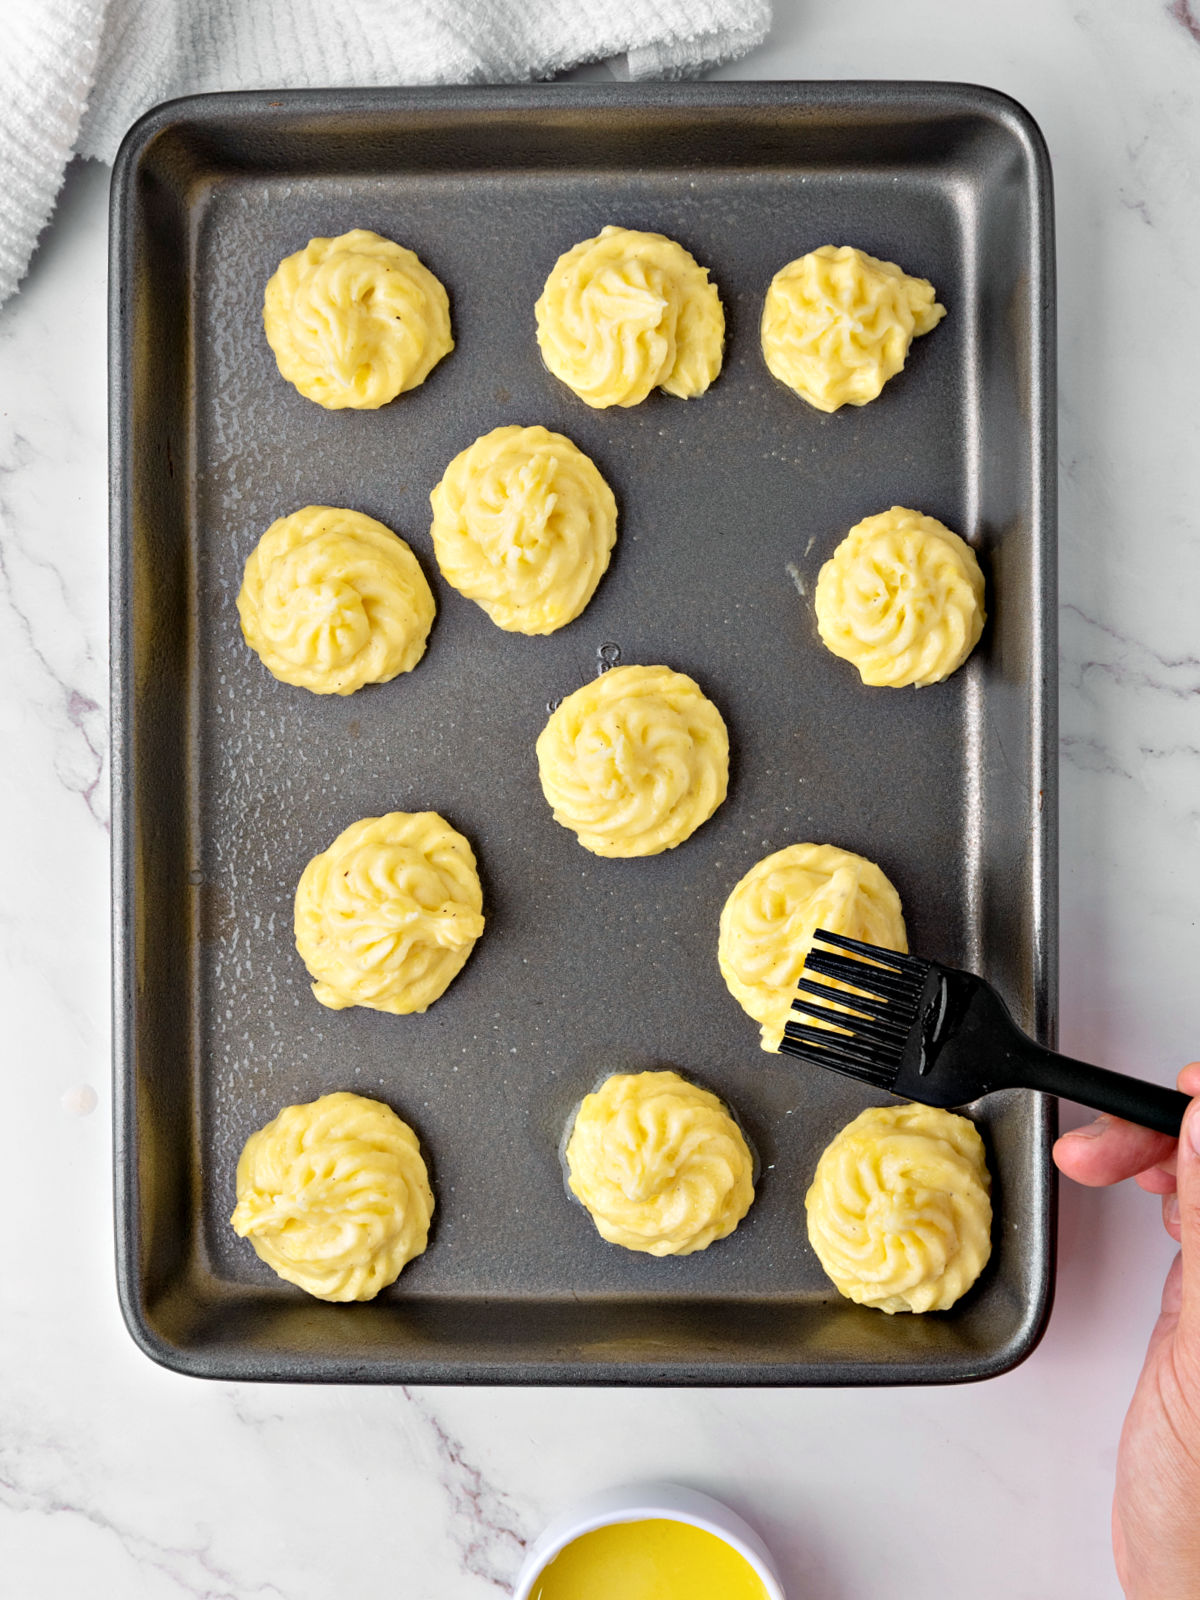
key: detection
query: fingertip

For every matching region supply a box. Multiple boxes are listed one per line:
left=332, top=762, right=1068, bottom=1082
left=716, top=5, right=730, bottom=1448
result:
left=1052, top=1118, right=1110, bottom=1179
left=1177, top=1062, right=1200, bottom=1097
left=1053, top=1118, right=1177, bottom=1187
left=1051, top=1133, right=1094, bottom=1183
left=1058, top=1115, right=1111, bottom=1142
left=1136, top=1167, right=1179, bottom=1196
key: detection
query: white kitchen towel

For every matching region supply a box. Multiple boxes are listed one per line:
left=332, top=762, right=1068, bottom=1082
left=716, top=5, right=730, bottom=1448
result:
left=0, top=0, right=771, bottom=309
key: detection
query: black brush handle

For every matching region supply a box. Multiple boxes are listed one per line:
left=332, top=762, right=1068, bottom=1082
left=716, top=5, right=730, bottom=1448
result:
left=1011, top=1043, right=1189, bottom=1137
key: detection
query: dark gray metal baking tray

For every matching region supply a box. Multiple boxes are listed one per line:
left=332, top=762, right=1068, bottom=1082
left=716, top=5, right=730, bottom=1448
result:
left=110, top=81, right=1057, bottom=1384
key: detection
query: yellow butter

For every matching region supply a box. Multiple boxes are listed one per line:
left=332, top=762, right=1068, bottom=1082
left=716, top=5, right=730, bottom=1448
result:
left=430, top=425, right=617, bottom=634
left=535, top=226, right=725, bottom=408
left=532, top=1519, right=768, bottom=1600
left=263, top=229, right=452, bottom=409
left=718, top=843, right=907, bottom=1052
left=536, top=663, right=728, bottom=857
left=806, top=1102, right=992, bottom=1314
left=761, top=244, right=944, bottom=411
left=564, top=1072, right=754, bottom=1256
left=230, top=1091, right=434, bottom=1302
left=814, top=506, right=985, bottom=687
left=237, top=505, right=435, bottom=695
left=294, top=811, right=484, bottom=1014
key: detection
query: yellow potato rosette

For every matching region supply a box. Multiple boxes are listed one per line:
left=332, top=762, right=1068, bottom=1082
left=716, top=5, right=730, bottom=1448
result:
left=761, top=244, right=944, bottom=411
left=230, top=1092, right=434, bottom=1302
left=535, top=225, right=724, bottom=407
left=536, top=664, right=728, bottom=857
left=294, top=811, right=484, bottom=1014
left=264, top=228, right=452, bottom=409
left=718, top=843, right=907, bottom=1052
left=565, top=1071, right=755, bottom=1255
left=814, top=507, right=985, bottom=687
left=430, top=425, right=617, bottom=634
left=237, top=505, right=435, bottom=695
left=805, top=1102, right=992, bottom=1314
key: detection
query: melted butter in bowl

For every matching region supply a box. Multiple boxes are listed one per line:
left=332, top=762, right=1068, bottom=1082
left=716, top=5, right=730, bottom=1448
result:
left=512, top=1486, right=785, bottom=1600
left=530, top=1519, right=770, bottom=1600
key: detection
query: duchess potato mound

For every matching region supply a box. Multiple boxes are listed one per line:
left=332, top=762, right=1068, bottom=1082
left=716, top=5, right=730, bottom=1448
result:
left=805, top=1102, right=992, bottom=1314
left=564, top=1071, right=755, bottom=1255
left=536, top=664, right=728, bottom=857
left=237, top=505, right=435, bottom=695
left=814, top=506, right=985, bottom=687
left=718, top=842, right=907, bottom=1052
left=429, top=425, right=617, bottom=634
left=761, top=244, right=944, bottom=412
left=230, top=1091, right=434, bottom=1302
left=535, top=225, right=725, bottom=407
left=294, top=811, right=484, bottom=1014
left=263, top=228, right=452, bottom=409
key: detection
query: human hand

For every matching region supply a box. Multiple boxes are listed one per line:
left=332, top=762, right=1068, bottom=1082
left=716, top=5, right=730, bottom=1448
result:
left=1054, top=1063, right=1200, bottom=1600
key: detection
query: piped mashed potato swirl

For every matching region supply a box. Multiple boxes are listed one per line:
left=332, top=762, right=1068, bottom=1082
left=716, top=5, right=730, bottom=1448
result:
left=536, top=664, right=729, bottom=857
left=237, top=506, right=435, bottom=695
left=565, top=1071, right=755, bottom=1255
left=230, top=1091, right=434, bottom=1301
left=294, top=812, right=484, bottom=1013
left=814, top=507, right=985, bottom=687
left=430, top=425, right=617, bottom=634
left=718, top=843, right=907, bottom=1052
left=761, top=245, right=945, bottom=412
left=535, top=226, right=725, bottom=408
left=263, top=229, right=453, bottom=409
left=805, top=1102, right=992, bottom=1314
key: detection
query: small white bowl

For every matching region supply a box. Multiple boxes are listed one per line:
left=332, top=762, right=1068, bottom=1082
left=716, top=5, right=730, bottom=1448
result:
left=511, top=1482, right=786, bottom=1599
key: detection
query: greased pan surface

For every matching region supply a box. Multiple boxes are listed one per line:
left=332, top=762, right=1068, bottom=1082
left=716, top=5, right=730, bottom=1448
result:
left=110, top=83, right=1057, bottom=1383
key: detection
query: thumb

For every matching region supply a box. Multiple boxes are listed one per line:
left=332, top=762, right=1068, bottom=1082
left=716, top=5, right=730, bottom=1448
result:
left=1174, top=1097, right=1200, bottom=1350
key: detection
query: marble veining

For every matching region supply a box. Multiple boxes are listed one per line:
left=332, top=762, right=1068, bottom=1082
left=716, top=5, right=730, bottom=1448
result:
left=0, top=1417, right=289, bottom=1599
left=4, top=3, right=1200, bottom=1596
left=401, top=1389, right=532, bottom=1587
left=0, top=280, right=109, bottom=831
left=1168, top=0, right=1200, bottom=47
left=1061, top=603, right=1200, bottom=841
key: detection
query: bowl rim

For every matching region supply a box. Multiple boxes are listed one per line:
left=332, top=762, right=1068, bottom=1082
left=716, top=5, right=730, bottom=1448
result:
left=510, top=1482, right=786, bottom=1599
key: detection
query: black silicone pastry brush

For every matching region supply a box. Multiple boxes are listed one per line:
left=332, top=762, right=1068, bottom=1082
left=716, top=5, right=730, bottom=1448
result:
left=781, top=930, right=1189, bottom=1137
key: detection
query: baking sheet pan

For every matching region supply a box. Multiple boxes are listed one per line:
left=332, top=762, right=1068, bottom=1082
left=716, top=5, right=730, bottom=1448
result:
left=110, top=82, right=1057, bottom=1383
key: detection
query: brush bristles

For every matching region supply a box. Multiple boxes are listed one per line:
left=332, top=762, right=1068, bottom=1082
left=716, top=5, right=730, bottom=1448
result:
left=803, top=950, right=923, bottom=1010
left=777, top=1030, right=896, bottom=1089
left=808, top=928, right=930, bottom=978
left=779, top=930, right=928, bottom=1087
left=791, top=987, right=909, bottom=1053
left=793, top=977, right=910, bottom=1031
left=782, top=1016, right=896, bottom=1068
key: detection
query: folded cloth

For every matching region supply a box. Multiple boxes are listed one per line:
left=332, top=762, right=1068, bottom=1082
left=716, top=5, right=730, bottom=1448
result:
left=0, top=0, right=770, bottom=308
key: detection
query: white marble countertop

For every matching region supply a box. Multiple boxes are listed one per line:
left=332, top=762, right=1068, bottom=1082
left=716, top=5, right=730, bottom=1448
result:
left=4, top=2, right=1200, bottom=1595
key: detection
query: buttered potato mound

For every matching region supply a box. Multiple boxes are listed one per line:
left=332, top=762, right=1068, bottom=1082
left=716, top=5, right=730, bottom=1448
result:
left=230, top=1091, right=434, bottom=1302
left=805, top=1102, right=992, bottom=1314
left=761, top=244, right=945, bottom=412
left=430, top=425, right=617, bottom=634
left=535, top=226, right=725, bottom=408
left=564, top=1071, right=755, bottom=1255
left=264, top=229, right=453, bottom=409
left=718, top=843, right=907, bottom=1053
left=536, top=664, right=728, bottom=857
left=815, top=506, right=985, bottom=687
left=294, top=811, right=484, bottom=1014
left=237, top=505, right=435, bottom=695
